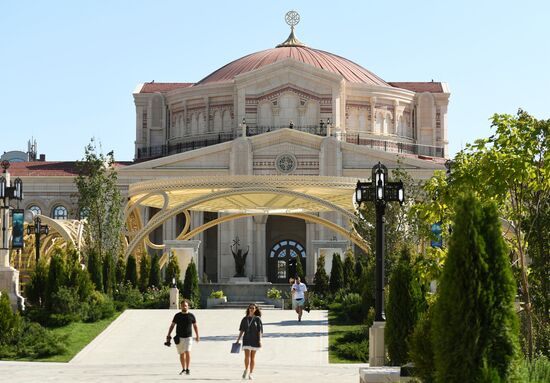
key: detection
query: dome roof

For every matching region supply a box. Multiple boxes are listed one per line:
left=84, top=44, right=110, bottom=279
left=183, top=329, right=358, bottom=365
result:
left=196, top=45, right=389, bottom=87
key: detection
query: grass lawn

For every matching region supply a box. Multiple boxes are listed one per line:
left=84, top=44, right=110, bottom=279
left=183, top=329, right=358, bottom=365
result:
left=328, top=310, right=365, bottom=363
left=15, top=312, right=121, bottom=363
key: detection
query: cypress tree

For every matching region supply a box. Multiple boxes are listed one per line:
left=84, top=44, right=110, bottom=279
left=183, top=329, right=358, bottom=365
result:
left=433, top=193, right=519, bottom=382
left=149, top=254, right=161, bottom=288
left=164, top=254, right=181, bottom=286
left=46, top=250, right=67, bottom=309
left=138, top=255, right=151, bottom=292
left=385, top=246, right=422, bottom=365
left=115, top=254, right=126, bottom=285
left=343, top=249, right=356, bottom=290
left=354, top=258, right=366, bottom=294
left=295, top=255, right=305, bottom=282
left=125, top=255, right=138, bottom=288
left=25, top=258, right=49, bottom=307
left=313, top=254, right=330, bottom=297
left=87, top=249, right=103, bottom=292
left=182, top=259, right=200, bottom=308
left=102, top=252, right=116, bottom=295
left=480, top=201, right=519, bottom=380
left=329, top=253, right=344, bottom=294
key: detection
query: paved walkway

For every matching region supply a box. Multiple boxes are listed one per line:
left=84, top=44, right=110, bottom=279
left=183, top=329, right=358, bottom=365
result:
left=0, top=309, right=366, bottom=382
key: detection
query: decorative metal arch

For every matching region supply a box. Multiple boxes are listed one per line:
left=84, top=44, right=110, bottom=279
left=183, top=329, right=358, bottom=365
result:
left=124, top=187, right=359, bottom=259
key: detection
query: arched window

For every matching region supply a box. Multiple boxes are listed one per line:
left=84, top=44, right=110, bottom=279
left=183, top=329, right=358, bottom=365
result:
left=79, top=207, right=90, bottom=220
left=28, top=205, right=41, bottom=216
left=52, top=205, right=68, bottom=220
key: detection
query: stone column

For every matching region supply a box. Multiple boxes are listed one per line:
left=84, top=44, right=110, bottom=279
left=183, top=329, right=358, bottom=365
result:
left=305, top=222, right=316, bottom=281
left=252, top=215, right=268, bottom=281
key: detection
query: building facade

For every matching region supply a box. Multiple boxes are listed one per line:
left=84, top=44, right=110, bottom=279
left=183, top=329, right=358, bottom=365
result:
left=7, top=20, right=449, bottom=285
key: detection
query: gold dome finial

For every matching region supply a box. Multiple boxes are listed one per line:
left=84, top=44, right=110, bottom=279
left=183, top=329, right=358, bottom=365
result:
left=276, top=10, right=306, bottom=48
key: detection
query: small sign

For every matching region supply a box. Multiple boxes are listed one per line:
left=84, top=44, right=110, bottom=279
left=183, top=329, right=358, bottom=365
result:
left=12, top=209, right=24, bottom=248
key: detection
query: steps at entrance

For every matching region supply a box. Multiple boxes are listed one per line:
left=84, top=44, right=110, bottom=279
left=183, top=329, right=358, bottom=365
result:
left=211, top=301, right=279, bottom=310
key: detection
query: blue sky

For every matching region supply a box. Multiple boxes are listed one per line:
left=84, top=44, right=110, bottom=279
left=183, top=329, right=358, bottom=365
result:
left=1, top=1, right=548, bottom=161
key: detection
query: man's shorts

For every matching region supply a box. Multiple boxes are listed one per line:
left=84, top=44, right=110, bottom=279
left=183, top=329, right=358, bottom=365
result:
left=292, top=298, right=305, bottom=309
left=175, top=337, right=193, bottom=354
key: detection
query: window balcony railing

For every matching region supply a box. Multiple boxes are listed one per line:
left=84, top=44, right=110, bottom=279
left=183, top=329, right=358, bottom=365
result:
left=136, top=126, right=445, bottom=160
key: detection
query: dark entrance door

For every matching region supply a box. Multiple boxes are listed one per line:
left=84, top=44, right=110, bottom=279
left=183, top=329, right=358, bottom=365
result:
left=268, top=239, right=306, bottom=283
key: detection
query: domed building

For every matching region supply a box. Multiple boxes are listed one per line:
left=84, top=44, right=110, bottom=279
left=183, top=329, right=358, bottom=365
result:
left=6, top=15, right=449, bottom=294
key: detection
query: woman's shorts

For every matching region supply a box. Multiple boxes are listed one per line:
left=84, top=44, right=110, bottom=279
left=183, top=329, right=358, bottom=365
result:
left=292, top=298, right=305, bottom=309
left=175, top=337, right=193, bottom=354
left=242, top=345, right=261, bottom=351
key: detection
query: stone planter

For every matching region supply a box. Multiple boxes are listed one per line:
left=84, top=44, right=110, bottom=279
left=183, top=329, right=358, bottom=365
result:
left=265, top=297, right=284, bottom=309
left=207, top=296, right=227, bottom=308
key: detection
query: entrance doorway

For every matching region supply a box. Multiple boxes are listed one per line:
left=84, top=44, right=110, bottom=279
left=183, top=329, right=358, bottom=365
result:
left=266, top=216, right=306, bottom=283
left=268, top=239, right=306, bottom=283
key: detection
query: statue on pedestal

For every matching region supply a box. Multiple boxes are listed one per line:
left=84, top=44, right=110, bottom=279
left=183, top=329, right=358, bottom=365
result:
left=230, top=236, right=249, bottom=277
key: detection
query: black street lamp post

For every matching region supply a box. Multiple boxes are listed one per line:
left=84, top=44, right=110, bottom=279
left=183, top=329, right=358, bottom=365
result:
left=26, top=216, right=49, bottom=263
left=354, top=162, right=404, bottom=322
left=0, top=160, right=24, bottom=250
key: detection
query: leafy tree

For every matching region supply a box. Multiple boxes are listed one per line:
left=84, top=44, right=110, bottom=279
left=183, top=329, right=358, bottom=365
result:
left=343, top=248, right=356, bottom=290
left=87, top=249, right=103, bottom=292
left=433, top=193, right=519, bottom=382
left=75, top=139, right=124, bottom=264
left=164, top=254, right=181, bottom=286
left=295, top=254, right=305, bottom=282
left=419, top=110, right=550, bottom=357
left=138, top=255, right=151, bottom=292
left=125, top=255, right=138, bottom=288
left=385, top=246, right=422, bottom=365
left=312, top=254, right=329, bottom=297
left=149, top=254, right=161, bottom=288
left=182, top=260, right=200, bottom=308
left=329, top=253, right=344, bottom=294
left=102, top=252, right=116, bottom=296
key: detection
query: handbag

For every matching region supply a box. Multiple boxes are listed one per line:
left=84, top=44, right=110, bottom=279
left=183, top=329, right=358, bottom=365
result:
left=231, top=342, right=241, bottom=354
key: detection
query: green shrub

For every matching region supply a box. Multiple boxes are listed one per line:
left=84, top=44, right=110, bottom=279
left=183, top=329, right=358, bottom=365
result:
left=516, top=355, right=550, bottom=383
left=82, top=291, right=115, bottom=322
left=306, top=291, right=327, bottom=309
left=0, top=292, right=21, bottom=344
left=210, top=290, right=226, bottom=299
left=0, top=319, right=67, bottom=359
left=313, top=254, right=330, bottom=298
left=164, top=254, right=180, bottom=286
left=46, top=251, right=67, bottom=309
left=113, top=281, right=143, bottom=309
left=331, top=326, right=370, bottom=362
left=266, top=287, right=281, bottom=299
left=329, top=253, right=344, bottom=294
left=48, top=286, right=80, bottom=326
left=182, top=259, right=200, bottom=308
left=386, top=246, right=422, bottom=366
left=142, top=286, right=171, bottom=309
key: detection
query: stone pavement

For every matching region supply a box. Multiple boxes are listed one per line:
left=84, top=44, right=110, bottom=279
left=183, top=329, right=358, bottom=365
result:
left=0, top=309, right=367, bottom=382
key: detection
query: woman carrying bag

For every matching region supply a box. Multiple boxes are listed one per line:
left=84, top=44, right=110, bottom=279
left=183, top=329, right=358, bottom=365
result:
left=235, top=303, right=263, bottom=380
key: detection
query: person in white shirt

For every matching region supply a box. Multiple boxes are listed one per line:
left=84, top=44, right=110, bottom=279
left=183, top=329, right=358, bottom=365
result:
left=291, top=276, right=308, bottom=322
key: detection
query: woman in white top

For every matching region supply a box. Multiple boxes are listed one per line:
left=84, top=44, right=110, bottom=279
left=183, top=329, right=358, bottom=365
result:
left=291, top=276, right=308, bottom=322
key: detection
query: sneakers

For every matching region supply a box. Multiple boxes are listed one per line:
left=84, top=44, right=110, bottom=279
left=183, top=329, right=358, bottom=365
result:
left=185, top=369, right=190, bottom=375
left=249, top=373, right=254, bottom=380
left=242, top=369, right=248, bottom=379
left=179, top=369, right=185, bottom=375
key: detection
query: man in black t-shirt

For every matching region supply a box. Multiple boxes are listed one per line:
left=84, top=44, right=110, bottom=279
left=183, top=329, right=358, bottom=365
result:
left=166, top=299, right=199, bottom=375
